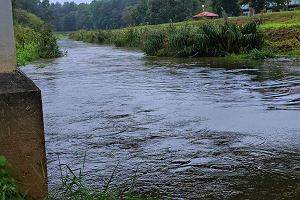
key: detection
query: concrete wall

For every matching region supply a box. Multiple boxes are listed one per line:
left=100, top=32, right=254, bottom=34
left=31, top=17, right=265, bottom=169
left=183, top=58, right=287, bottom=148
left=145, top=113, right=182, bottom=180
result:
left=0, top=71, right=48, bottom=200
left=0, top=0, right=17, bottom=72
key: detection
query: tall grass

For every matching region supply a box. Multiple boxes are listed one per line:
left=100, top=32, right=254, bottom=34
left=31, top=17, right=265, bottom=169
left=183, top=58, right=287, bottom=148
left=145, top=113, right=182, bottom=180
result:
left=70, top=20, right=263, bottom=58
left=49, top=155, right=161, bottom=200
left=0, top=154, right=160, bottom=200
left=16, top=43, right=40, bottom=66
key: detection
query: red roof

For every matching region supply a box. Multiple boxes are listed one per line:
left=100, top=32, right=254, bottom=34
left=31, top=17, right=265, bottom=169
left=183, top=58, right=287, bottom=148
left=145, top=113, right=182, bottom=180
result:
left=193, top=11, right=219, bottom=18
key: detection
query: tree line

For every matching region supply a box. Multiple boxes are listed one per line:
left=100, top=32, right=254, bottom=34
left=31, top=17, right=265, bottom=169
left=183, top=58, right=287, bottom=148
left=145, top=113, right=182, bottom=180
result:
left=13, top=0, right=293, bottom=32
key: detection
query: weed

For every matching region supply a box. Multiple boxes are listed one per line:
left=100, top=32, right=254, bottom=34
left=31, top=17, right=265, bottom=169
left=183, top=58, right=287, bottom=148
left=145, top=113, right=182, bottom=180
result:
left=0, top=155, right=24, bottom=200
left=48, top=154, right=161, bottom=200
left=247, top=49, right=276, bottom=60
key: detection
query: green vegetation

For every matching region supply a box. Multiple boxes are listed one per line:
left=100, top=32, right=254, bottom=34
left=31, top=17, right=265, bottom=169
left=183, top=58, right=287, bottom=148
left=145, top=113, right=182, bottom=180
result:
left=13, top=7, right=61, bottom=66
left=0, top=155, right=159, bottom=200
left=15, top=0, right=295, bottom=32
left=48, top=162, right=160, bottom=200
left=0, top=155, right=24, bottom=200
left=69, top=20, right=263, bottom=58
left=13, top=1, right=299, bottom=32
left=54, top=33, right=69, bottom=40
left=227, top=49, right=276, bottom=60
left=70, top=10, right=300, bottom=59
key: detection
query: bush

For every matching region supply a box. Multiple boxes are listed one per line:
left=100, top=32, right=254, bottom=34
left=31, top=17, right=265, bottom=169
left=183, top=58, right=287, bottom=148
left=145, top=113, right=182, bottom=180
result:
left=14, top=9, right=62, bottom=66
left=15, top=25, right=62, bottom=65
left=38, top=26, right=62, bottom=59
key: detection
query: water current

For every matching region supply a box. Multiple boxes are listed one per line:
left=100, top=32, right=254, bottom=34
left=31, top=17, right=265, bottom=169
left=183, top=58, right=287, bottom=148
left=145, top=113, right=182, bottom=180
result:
left=22, top=39, right=300, bottom=199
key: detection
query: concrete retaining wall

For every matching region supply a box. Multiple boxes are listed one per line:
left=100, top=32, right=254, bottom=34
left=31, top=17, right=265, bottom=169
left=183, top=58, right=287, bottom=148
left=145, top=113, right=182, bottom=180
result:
left=0, top=71, right=48, bottom=200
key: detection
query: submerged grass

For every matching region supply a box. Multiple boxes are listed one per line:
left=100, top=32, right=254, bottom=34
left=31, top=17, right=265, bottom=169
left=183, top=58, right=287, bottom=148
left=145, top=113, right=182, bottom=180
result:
left=0, top=154, right=160, bottom=200
left=70, top=10, right=300, bottom=59
left=48, top=155, right=161, bottom=200
left=227, top=49, right=276, bottom=60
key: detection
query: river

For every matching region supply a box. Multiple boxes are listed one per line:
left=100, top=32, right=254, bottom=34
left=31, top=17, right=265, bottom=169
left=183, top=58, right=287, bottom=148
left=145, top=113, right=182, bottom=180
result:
left=22, top=39, right=300, bottom=199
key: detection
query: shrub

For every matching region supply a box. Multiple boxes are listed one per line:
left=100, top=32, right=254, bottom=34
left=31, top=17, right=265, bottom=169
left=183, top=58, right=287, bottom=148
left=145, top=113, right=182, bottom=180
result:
left=38, top=26, right=62, bottom=59
left=14, top=9, right=62, bottom=66
left=15, top=25, right=62, bottom=65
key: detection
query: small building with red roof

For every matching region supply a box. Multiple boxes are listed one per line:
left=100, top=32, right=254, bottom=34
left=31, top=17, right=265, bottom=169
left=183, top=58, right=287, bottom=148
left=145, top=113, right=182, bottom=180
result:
left=193, top=11, right=219, bottom=19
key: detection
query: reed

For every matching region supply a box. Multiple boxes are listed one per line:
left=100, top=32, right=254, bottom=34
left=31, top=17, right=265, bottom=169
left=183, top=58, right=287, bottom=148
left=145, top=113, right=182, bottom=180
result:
left=48, top=155, right=161, bottom=200
left=0, top=154, right=161, bottom=200
left=70, top=20, right=263, bottom=58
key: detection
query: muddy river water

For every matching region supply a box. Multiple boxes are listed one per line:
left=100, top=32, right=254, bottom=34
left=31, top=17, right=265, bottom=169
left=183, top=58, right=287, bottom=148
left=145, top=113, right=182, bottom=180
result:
left=22, top=39, right=300, bottom=199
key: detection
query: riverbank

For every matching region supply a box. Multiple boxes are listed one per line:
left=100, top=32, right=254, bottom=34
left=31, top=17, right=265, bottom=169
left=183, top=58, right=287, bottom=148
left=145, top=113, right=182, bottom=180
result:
left=69, top=10, right=300, bottom=59
left=13, top=9, right=61, bottom=66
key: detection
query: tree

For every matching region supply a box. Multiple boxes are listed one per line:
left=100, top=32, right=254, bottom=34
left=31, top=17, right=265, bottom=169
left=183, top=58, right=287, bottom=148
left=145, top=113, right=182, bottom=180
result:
left=144, top=0, right=202, bottom=24
left=75, top=3, right=93, bottom=29
left=240, top=0, right=268, bottom=12
left=40, top=0, right=53, bottom=22
left=13, top=0, right=41, bottom=14
left=122, top=6, right=139, bottom=26
left=240, top=0, right=291, bottom=13
left=271, top=0, right=291, bottom=10
left=62, top=11, right=77, bottom=31
left=212, top=0, right=241, bottom=16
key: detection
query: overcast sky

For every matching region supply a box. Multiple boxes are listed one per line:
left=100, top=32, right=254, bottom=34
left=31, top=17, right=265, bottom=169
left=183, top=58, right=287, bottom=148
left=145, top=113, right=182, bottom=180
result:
left=50, top=0, right=93, bottom=4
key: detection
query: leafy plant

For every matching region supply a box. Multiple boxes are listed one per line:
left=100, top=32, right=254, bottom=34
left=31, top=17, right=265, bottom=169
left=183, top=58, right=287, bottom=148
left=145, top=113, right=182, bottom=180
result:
left=38, top=26, right=62, bottom=59
left=0, top=155, right=24, bottom=200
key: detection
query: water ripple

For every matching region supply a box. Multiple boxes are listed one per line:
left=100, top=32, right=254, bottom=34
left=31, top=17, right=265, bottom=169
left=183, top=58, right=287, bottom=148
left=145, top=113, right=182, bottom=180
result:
left=21, top=39, right=300, bottom=199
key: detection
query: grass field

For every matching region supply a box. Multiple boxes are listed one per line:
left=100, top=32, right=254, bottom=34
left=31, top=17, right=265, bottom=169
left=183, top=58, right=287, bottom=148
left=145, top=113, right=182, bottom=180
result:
left=70, top=10, right=300, bottom=59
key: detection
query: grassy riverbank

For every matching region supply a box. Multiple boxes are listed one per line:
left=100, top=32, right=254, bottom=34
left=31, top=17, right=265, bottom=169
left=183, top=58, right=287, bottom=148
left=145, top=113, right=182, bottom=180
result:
left=70, top=10, right=300, bottom=59
left=13, top=9, right=61, bottom=66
